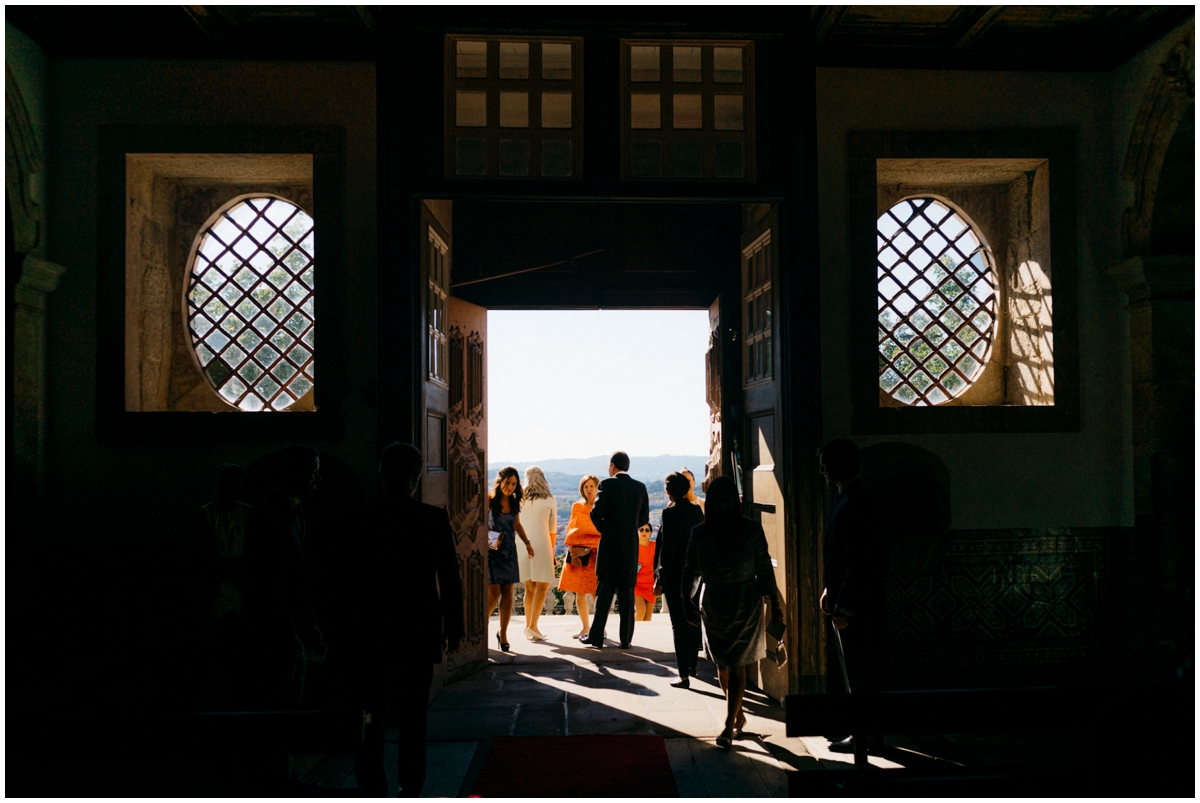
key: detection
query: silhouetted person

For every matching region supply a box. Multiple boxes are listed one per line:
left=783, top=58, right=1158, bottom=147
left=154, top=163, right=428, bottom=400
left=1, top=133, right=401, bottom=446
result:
left=194, top=463, right=252, bottom=621
left=327, top=442, right=464, bottom=797
left=191, top=463, right=253, bottom=710
left=583, top=451, right=649, bottom=649
left=682, top=476, right=783, bottom=749
left=819, top=438, right=885, bottom=754
left=244, top=444, right=323, bottom=711
left=655, top=471, right=706, bottom=688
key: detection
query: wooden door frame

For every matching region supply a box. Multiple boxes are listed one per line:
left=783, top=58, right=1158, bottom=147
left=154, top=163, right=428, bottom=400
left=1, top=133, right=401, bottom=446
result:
left=377, top=18, right=822, bottom=695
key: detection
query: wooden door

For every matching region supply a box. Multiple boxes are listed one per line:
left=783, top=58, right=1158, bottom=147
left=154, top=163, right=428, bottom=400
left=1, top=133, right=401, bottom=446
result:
left=420, top=203, right=489, bottom=684
left=740, top=206, right=789, bottom=702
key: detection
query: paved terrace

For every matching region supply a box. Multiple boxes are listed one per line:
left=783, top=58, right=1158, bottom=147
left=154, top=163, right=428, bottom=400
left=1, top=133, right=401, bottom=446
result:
left=300, top=614, right=1088, bottom=796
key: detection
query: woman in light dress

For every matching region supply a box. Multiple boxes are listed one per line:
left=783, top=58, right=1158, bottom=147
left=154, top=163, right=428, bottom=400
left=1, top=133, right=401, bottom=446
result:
left=517, top=466, right=557, bottom=641
left=683, top=476, right=783, bottom=749
left=559, top=474, right=601, bottom=639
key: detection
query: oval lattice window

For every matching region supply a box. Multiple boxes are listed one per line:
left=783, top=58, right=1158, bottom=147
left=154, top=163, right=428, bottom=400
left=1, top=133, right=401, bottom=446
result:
left=185, top=196, right=315, bottom=411
left=877, top=198, right=997, bottom=406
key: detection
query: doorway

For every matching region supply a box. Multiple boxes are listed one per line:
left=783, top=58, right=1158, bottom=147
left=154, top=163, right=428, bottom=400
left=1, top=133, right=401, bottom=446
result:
left=412, top=198, right=807, bottom=703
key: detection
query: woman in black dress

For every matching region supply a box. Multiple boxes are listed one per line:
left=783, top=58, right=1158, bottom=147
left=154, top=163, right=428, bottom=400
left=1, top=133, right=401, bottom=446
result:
left=486, top=467, right=535, bottom=652
left=683, top=476, right=783, bottom=749
left=654, top=472, right=706, bottom=689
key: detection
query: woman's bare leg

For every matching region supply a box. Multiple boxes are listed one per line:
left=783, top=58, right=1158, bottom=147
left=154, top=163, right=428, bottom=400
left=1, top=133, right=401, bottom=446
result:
left=635, top=597, right=652, bottom=621
left=576, top=591, right=590, bottom=635
left=526, top=581, right=550, bottom=633
left=725, top=665, right=748, bottom=734
left=487, top=584, right=501, bottom=616
left=498, top=584, right=514, bottom=644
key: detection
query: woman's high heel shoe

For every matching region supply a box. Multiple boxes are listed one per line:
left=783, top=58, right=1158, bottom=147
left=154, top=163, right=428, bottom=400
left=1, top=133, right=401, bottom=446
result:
left=733, top=712, right=747, bottom=739
left=716, top=728, right=734, bottom=750
left=496, top=633, right=510, bottom=652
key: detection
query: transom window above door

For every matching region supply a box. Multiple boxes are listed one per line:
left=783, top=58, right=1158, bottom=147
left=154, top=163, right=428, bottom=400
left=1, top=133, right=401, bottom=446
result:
left=445, top=36, right=584, bottom=179
left=620, top=39, right=754, bottom=181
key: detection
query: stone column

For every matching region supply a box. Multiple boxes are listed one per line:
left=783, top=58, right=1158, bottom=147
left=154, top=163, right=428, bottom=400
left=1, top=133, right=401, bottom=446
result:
left=13, top=254, right=66, bottom=537
left=1107, top=255, right=1194, bottom=664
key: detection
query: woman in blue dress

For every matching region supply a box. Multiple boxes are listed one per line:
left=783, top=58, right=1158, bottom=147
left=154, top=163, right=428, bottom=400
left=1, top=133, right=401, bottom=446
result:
left=486, top=466, right=535, bottom=652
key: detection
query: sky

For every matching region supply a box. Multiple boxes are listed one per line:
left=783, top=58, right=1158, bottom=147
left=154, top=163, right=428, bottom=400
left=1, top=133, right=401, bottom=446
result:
left=487, top=310, right=711, bottom=463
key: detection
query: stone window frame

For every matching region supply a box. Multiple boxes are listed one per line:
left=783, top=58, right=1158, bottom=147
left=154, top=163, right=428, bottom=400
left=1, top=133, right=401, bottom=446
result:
left=848, top=130, right=1080, bottom=434
left=97, top=125, right=346, bottom=442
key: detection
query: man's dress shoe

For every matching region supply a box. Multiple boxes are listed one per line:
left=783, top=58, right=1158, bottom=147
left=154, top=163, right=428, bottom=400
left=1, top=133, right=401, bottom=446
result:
left=579, top=634, right=603, bottom=648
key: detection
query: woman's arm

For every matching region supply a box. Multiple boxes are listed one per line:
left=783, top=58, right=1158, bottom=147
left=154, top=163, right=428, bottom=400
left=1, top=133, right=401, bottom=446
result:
left=515, top=516, right=535, bottom=559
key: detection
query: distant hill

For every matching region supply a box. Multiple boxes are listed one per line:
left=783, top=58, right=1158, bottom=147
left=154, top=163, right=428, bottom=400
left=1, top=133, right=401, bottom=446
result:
left=488, top=454, right=707, bottom=484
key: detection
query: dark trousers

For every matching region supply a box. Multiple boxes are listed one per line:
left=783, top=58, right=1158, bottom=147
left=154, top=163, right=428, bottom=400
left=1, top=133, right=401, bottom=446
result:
left=589, top=580, right=635, bottom=647
left=831, top=616, right=883, bottom=695
left=354, top=662, right=435, bottom=797
left=664, top=582, right=702, bottom=678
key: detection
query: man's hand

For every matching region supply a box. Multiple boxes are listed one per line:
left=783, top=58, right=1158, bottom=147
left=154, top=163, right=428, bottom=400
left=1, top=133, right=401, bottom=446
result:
left=684, top=604, right=702, bottom=627
left=653, top=583, right=663, bottom=597
left=820, top=588, right=832, bottom=616
left=832, top=612, right=850, bottom=630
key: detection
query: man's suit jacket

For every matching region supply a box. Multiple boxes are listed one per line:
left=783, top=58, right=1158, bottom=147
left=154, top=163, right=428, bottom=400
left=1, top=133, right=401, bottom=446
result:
left=329, top=492, right=465, bottom=667
left=590, top=473, right=649, bottom=587
left=823, top=478, right=883, bottom=622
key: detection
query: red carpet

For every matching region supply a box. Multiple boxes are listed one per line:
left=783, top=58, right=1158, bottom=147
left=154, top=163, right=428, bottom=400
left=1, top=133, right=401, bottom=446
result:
left=470, top=735, right=678, bottom=798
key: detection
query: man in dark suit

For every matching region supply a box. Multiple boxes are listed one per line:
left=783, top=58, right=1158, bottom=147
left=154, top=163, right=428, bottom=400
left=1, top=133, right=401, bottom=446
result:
left=819, top=439, right=885, bottom=755
left=582, top=451, right=649, bottom=649
left=325, top=442, right=464, bottom=797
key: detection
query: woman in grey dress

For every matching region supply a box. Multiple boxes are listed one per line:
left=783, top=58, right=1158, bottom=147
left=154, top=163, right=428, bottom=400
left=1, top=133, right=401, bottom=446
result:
left=683, top=476, right=783, bottom=749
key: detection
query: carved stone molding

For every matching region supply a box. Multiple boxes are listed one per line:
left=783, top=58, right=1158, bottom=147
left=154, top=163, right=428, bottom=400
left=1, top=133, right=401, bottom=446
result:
left=1121, top=31, right=1194, bottom=258
left=15, top=255, right=66, bottom=311
left=6, top=65, right=46, bottom=256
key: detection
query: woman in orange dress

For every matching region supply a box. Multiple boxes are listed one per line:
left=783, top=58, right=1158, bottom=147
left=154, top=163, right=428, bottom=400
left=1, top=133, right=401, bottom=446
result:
left=559, top=474, right=601, bottom=639
left=634, top=523, right=657, bottom=621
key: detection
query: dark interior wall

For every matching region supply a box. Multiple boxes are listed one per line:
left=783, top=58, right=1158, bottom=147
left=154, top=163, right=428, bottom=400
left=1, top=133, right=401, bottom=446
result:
left=44, top=60, right=378, bottom=540
left=451, top=201, right=742, bottom=309
left=817, top=67, right=1128, bottom=530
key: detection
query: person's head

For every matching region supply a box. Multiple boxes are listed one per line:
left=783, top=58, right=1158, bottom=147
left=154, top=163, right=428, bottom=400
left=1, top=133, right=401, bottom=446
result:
left=638, top=522, right=654, bottom=542
left=379, top=442, right=423, bottom=496
left=818, top=439, right=860, bottom=487
left=524, top=466, right=552, bottom=500
left=681, top=467, right=699, bottom=499
left=490, top=466, right=523, bottom=515
left=704, top=476, right=740, bottom=524
left=216, top=463, right=247, bottom=503
left=609, top=451, right=630, bottom=476
left=275, top=444, right=320, bottom=497
left=664, top=472, right=691, bottom=503
left=579, top=474, right=600, bottom=504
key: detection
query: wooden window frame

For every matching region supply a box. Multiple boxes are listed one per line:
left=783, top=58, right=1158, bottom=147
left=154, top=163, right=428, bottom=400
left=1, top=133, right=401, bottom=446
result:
left=443, top=35, right=585, bottom=180
left=619, top=39, right=756, bottom=182
left=743, top=230, right=773, bottom=387
left=426, top=227, right=450, bottom=386
left=849, top=130, right=1079, bottom=434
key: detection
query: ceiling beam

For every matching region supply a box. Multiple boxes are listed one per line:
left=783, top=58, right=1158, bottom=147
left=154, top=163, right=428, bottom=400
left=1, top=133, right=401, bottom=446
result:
left=953, top=6, right=1005, bottom=49
left=350, top=6, right=376, bottom=32
left=181, top=6, right=227, bottom=38
left=813, top=6, right=848, bottom=44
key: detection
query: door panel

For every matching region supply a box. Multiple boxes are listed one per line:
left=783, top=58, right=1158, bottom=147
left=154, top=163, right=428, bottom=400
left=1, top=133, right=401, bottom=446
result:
left=421, top=202, right=488, bottom=684
left=741, top=206, right=789, bottom=702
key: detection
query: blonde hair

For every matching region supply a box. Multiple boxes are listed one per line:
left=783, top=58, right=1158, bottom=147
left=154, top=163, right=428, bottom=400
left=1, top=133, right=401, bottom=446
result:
left=578, top=473, right=600, bottom=499
left=524, top=466, right=553, bottom=500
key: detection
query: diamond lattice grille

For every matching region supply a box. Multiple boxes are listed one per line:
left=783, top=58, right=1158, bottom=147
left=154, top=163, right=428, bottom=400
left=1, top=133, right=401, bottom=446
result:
left=877, top=198, right=996, bottom=406
left=186, top=197, right=315, bottom=411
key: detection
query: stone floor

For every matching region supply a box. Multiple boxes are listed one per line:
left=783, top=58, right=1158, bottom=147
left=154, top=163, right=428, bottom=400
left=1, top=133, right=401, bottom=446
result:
left=301, top=614, right=1088, bottom=797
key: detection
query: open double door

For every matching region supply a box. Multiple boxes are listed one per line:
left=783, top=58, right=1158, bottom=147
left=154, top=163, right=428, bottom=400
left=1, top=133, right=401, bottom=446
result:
left=417, top=200, right=803, bottom=699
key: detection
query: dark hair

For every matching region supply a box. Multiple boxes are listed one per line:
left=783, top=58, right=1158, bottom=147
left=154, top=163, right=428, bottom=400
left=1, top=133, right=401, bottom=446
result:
left=610, top=451, right=630, bottom=472
left=379, top=442, right=423, bottom=492
left=216, top=463, right=246, bottom=498
left=818, top=439, right=860, bottom=482
left=703, top=476, right=740, bottom=526
left=489, top=466, right=523, bottom=518
left=665, top=472, right=691, bottom=502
